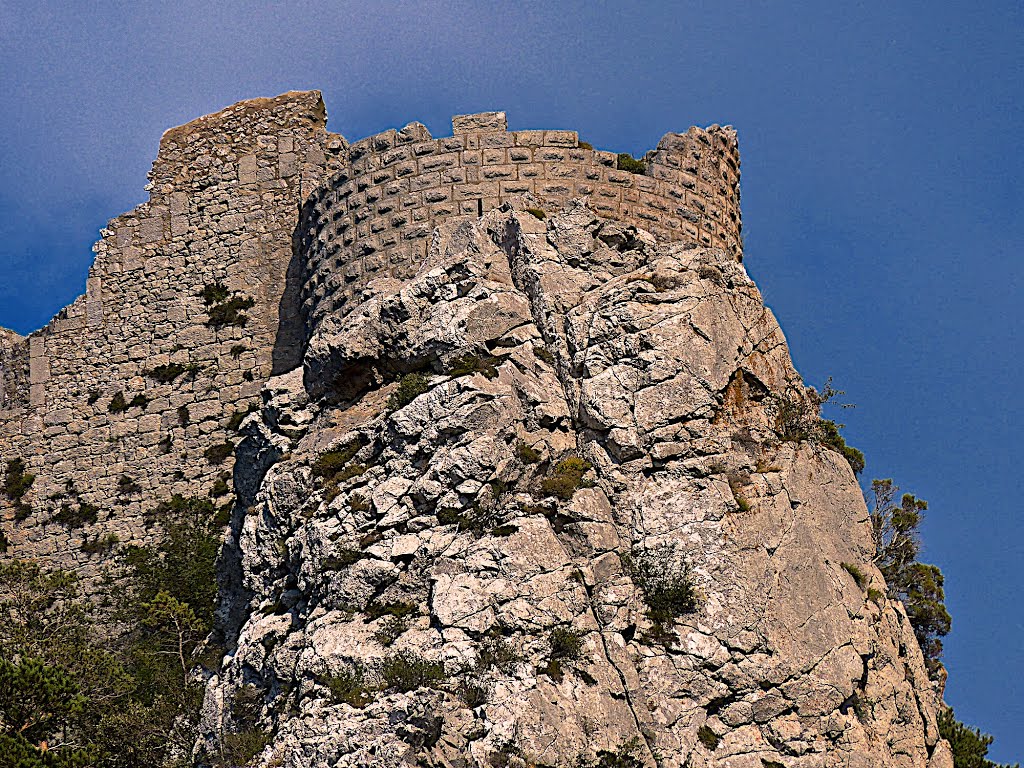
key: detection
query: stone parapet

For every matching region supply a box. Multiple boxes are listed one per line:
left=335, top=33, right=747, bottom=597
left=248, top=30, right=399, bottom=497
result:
left=296, top=113, right=741, bottom=333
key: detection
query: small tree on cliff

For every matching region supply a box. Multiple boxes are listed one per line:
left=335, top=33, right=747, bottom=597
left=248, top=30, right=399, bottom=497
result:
left=868, top=478, right=951, bottom=677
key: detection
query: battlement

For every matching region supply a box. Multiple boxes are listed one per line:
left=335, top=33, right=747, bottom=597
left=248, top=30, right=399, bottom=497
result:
left=297, top=111, right=742, bottom=333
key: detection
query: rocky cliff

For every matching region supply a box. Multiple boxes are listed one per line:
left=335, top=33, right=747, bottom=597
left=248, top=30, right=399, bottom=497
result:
left=203, top=204, right=951, bottom=767
left=0, top=94, right=952, bottom=767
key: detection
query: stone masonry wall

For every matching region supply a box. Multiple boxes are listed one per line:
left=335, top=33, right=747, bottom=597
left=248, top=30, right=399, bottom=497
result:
left=0, top=97, right=739, bottom=594
left=0, top=91, right=343, bottom=585
left=298, top=111, right=740, bottom=332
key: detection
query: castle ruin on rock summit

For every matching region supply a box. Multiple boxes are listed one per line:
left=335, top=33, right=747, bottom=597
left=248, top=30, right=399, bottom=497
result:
left=0, top=90, right=741, bottom=582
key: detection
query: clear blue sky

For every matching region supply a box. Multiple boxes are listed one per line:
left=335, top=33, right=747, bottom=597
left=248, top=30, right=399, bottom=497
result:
left=1, top=1, right=1020, bottom=759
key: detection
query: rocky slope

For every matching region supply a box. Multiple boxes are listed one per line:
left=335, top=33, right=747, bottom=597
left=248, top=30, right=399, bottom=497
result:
left=202, top=201, right=952, bottom=768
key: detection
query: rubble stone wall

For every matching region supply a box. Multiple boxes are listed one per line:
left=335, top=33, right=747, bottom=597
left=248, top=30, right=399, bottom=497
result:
left=0, top=90, right=343, bottom=583
left=298, top=111, right=740, bottom=332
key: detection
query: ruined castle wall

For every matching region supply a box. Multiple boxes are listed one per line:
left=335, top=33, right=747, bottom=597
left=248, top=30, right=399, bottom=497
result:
left=0, top=91, right=343, bottom=582
left=297, top=112, right=740, bottom=332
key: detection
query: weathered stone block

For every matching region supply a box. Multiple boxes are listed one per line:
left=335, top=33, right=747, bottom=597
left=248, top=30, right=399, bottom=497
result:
left=451, top=111, right=507, bottom=135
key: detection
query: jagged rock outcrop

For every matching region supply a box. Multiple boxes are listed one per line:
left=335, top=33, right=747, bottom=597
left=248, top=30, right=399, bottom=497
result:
left=204, top=202, right=950, bottom=768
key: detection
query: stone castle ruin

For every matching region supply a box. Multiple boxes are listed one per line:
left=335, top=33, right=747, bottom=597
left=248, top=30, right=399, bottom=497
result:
left=0, top=91, right=955, bottom=768
left=0, top=91, right=740, bottom=578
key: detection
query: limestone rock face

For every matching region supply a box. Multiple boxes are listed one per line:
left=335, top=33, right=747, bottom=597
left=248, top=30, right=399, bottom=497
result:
left=205, top=203, right=948, bottom=767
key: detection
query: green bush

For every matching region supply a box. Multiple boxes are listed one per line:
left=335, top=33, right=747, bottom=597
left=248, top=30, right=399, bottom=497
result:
left=207, top=296, right=256, bottom=329
left=145, top=363, right=186, bottom=383
left=616, top=153, right=646, bottom=174
left=595, top=737, right=644, bottom=767
left=938, top=706, right=1020, bottom=768
left=387, top=373, right=430, bottom=411
left=697, top=724, right=719, bottom=751
left=625, top=545, right=700, bottom=640
left=107, top=391, right=128, bottom=413
left=841, top=562, right=868, bottom=590
left=540, top=457, right=593, bottom=500
left=577, top=141, right=593, bottom=150
left=226, top=404, right=258, bottom=431
left=128, top=393, right=150, bottom=410
left=312, top=439, right=363, bottom=480
left=53, top=501, right=100, bottom=529
left=3, top=458, right=34, bottom=503
left=204, top=441, right=235, bottom=465
left=515, top=441, right=541, bottom=464
left=80, top=533, right=119, bottom=556
left=549, top=627, right=584, bottom=660
left=117, top=474, right=142, bottom=495
left=322, top=666, right=373, bottom=708
left=380, top=655, right=446, bottom=693
left=771, top=379, right=864, bottom=476
left=525, top=207, right=546, bottom=220
left=200, top=282, right=231, bottom=306
left=869, top=479, right=951, bottom=677
left=447, top=354, right=500, bottom=380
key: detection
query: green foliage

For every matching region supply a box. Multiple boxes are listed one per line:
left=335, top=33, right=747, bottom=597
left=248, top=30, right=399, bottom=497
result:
left=125, top=495, right=220, bottom=627
left=938, top=706, right=1020, bottom=768
left=771, top=379, right=864, bottom=475
left=476, top=637, right=520, bottom=674
left=387, top=373, right=430, bottom=411
left=80, top=533, right=119, bottom=556
left=491, top=524, right=518, bottom=537
left=616, top=153, right=646, bottom=174
left=204, top=441, right=235, bottom=465
left=577, top=141, right=593, bottom=150
left=869, top=479, right=951, bottom=677
left=515, top=441, right=541, bottom=464
left=3, top=458, right=35, bottom=516
left=0, top=537, right=222, bottom=768
left=321, top=666, right=372, bottom=708
left=525, top=207, right=546, bottom=220
left=217, top=730, right=270, bottom=767
left=108, top=391, right=128, bottom=413
left=595, top=737, right=644, bottom=767
left=365, top=600, right=418, bottom=623
left=145, top=363, right=186, bottom=383
left=533, top=345, right=555, bottom=365
left=117, top=474, right=141, bottom=495
left=539, top=456, right=593, bottom=501
left=206, top=293, right=256, bottom=329
left=841, top=562, right=868, bottom=590
left=549, top=627, right=584, bottom=660
left=817, top=420, right=865, bottom=475
left=53, top=501, right=100, bottom=529
left=372, top=616, right=408, bottom=646
left=697, top=724, right=720, bottom=751
left=312, top=439, right=363, bottom=480
left=447, top=353, right=501, bottom=380
left=380, top=655, right=446, bottom=693
left=625, top=545, right=700, bottom=641
left=200, top=282, right=231, bottom=306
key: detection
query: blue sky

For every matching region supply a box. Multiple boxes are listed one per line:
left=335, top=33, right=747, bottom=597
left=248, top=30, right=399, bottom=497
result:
left=1, top=0, right=1021, bottom=759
